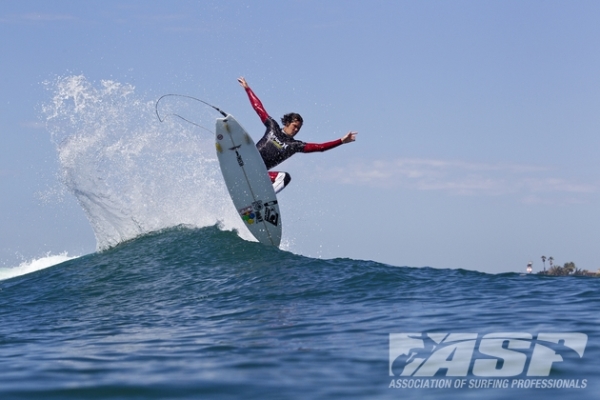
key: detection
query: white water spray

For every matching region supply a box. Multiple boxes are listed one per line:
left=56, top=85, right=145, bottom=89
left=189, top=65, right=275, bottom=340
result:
left=43, top=75, right=250, bottom=250
left=0, top=253, right=76, bottom=281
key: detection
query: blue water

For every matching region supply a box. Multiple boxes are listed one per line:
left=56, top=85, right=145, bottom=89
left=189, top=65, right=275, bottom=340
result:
left=1, top=225, right=599, bottom=399
left=2, top=75, right=597, bottom=399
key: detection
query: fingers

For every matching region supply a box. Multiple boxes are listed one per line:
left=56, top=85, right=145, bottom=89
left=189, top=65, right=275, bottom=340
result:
left=237, top=77, right=248, bottom=88
left=342, top=131, right=357, bottom=144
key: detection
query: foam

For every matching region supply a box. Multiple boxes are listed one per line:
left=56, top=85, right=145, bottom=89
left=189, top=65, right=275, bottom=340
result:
left=0, top=253, right=76, bottom=281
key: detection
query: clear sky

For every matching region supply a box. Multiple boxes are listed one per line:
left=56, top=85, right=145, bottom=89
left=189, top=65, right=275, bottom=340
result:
left=1, top=0, right=599, bottom=274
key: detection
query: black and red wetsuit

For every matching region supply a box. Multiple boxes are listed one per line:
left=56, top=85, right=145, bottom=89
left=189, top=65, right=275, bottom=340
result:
left=243, top=86, right=343, bottom=171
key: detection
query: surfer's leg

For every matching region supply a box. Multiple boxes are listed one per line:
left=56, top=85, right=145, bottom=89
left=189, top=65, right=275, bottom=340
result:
left=268, top=171, right=291, bottom=194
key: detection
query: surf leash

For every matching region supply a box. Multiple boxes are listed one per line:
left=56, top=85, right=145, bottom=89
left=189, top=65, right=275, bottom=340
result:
left=155, top=94, right=227, bottom=132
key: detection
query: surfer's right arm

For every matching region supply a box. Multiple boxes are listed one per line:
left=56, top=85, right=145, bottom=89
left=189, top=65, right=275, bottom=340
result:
left=238, top=77, right=269, bottom=124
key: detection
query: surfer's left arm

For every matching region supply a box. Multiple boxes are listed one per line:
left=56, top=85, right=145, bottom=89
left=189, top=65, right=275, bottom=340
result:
left=303, top=131, right=357, bottom=153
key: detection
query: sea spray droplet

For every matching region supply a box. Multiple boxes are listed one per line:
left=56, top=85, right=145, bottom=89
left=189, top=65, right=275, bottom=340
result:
left=42, top=75, right=250, bottom=250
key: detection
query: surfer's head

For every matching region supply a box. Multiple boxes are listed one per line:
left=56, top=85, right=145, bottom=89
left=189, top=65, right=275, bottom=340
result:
left=282, top=113, right=303, bottom=136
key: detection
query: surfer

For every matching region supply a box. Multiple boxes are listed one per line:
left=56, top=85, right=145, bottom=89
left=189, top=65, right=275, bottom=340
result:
left=238, top=77, right=357, bottom=193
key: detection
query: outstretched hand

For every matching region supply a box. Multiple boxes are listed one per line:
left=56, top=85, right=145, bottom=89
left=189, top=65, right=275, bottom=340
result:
left=238, top=77, right=249, bottom=89
left=341, top=131, right=357, bottom=144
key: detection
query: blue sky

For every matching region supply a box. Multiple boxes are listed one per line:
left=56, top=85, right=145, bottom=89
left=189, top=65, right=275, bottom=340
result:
left=1, top=0, right=599, bottom=273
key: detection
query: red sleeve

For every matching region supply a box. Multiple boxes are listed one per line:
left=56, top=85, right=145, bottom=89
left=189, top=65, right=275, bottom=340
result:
left=244, top=87, right=269, bottom=123
left=303, top=139, right=343, bottom=153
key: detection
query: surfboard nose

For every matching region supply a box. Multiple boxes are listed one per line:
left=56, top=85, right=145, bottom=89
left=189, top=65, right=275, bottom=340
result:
left=216, top=119, right=230, bottom=133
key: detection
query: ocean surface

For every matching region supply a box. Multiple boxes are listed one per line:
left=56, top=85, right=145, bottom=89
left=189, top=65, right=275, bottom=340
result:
left=1, top=225, right=599, bottom=400
left=1, top=75, right=598, bottom=399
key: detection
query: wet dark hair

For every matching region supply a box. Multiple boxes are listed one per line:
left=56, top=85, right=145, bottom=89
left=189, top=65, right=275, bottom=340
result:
left=281, top=113, right=303, bottom=126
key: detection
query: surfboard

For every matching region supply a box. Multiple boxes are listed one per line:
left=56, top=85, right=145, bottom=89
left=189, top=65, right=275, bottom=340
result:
left=215, top=114, right=282, bottom=247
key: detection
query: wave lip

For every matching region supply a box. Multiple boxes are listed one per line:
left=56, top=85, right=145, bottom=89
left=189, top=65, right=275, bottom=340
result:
left=0, top=253, right=77, bottom=281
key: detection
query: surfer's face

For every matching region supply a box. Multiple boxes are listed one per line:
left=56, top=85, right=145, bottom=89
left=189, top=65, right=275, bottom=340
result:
left=283, top=120, right=303, bottom=137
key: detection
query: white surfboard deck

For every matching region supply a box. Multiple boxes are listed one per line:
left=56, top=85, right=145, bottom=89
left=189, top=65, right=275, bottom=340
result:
left=215, top=114, right=282, bottom=247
